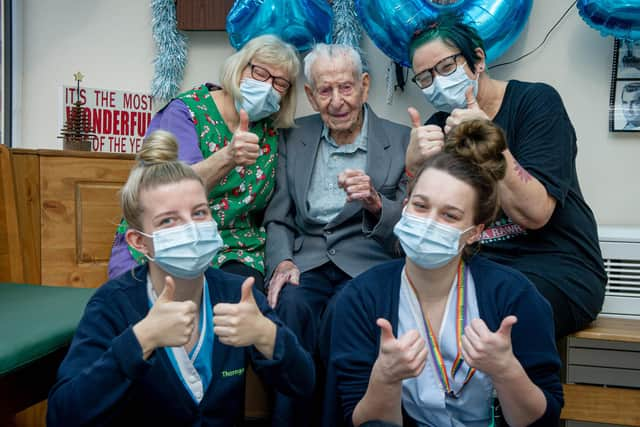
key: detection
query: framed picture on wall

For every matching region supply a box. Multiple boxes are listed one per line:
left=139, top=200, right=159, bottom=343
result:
left=610, top=39, right=640, bottom=132
left=616, top=39, right=640, bottom=79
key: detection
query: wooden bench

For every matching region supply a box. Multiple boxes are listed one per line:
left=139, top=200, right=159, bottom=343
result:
left=0, top=283, right=96, bottom=426
left=561, top=317, right=640, bottom=427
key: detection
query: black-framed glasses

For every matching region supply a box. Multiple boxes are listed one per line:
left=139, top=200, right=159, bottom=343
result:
left=249, top=62, right=291, bottom=93
left=411, top=53, right=463, bottom=89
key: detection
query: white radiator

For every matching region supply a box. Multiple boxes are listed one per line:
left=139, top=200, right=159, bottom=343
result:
left=599, top=225, right=640, bottom=318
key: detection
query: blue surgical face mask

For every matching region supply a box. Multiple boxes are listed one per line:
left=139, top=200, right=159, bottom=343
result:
left=139, top=220, right=223, bottom=279
left=235, top=78, right=281, bottom=122
left=421, top=63, right=478, bottom=113
left=394, top=209, right=474, bottom=269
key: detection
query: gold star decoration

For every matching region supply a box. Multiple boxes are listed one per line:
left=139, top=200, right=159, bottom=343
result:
left=73, top=72, right=84, bottom=82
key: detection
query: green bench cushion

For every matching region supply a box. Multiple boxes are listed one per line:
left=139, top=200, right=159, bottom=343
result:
left=0, top=283, right=95, bottom=375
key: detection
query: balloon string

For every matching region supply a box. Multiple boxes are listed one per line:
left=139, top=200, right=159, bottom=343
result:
left=489, top=1, right=577, bottom=70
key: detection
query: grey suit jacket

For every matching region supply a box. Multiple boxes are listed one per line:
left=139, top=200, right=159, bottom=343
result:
left=264, top=106, right=410, bottom=280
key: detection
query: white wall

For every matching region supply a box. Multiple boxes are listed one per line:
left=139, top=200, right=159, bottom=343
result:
left=16, top=0, right=640, bottom=225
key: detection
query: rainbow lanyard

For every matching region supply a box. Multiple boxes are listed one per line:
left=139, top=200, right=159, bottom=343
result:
left=406, top=260, right=476, bottom=399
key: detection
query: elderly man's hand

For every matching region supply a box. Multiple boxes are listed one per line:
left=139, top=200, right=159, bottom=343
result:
left=338, top=169, right=382, bottom=215
left=267, top=260, right=300, bottom=308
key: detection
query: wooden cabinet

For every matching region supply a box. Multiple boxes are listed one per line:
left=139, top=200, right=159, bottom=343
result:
left=561, top=317, right=640, bottom=426
left=12, top=149, right=135, bottom=288
left=176, top=0, right=235, bottom=31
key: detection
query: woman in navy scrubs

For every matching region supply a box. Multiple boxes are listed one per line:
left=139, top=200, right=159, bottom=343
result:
left=330, top=120, right=562, bottom=427
left=47, top=130, right=314, bottom=427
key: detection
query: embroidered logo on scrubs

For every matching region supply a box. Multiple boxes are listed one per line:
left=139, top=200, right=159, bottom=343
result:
left=221, top=368, right=245, bottom=378
left=480, top=217, right=526, bottom=244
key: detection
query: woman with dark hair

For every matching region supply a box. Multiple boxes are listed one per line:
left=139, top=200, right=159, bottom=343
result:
left=330, top=120, right=562, bottom=427
left=405, top=13, right=606, bottom=338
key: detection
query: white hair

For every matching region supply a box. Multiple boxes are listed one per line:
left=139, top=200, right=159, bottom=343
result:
left=303, top=43, right=363, bottom=88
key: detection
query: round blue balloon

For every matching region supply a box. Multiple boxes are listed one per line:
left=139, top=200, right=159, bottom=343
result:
left=354, top=0, right=533, bottom=67
left=226, top=0, right=332, bottom=52
left=578, top=0, right=640, bottom=41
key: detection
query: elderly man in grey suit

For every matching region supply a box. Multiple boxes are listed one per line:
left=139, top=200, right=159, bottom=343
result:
left=265, top=42, right=410, bottom=351
left=264, top=42, right=410, bottom=426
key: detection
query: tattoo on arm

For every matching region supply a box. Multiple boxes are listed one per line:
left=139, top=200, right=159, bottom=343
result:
left=514, top=161, right=532, bottom=183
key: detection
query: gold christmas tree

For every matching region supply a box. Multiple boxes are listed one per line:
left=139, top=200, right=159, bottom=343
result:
left=58, top=72, right=98, bottom=151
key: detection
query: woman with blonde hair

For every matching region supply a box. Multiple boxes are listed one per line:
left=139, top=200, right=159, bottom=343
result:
left=48, top=131, right=314, bottom=426
left=108, top=34, right=301, bottom=292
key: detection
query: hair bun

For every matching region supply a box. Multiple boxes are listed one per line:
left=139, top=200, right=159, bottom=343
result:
left=136, top=130, right=179, bottom=165
left=445, top=119, right=507, bottom=182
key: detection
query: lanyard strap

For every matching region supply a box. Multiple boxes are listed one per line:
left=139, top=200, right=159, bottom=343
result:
left=406, top=260, right=476, bottom=398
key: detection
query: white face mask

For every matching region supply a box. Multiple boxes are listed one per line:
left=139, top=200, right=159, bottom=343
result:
left=234, top=78, right=281, bottom=122
left=139, top=220, right=223, bottom=279
left=394, top=209, right=474, bottom=269
left=421, top=64, right=478, bottom=113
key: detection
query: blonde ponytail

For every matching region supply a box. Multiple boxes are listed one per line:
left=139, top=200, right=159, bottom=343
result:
left=120, top=130, right=203, bottom=231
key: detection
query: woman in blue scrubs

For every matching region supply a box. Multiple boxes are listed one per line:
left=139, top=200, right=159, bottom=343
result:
left=330, top=120, right=562, bottom=427
left=47, top=130, right=314, bottom=427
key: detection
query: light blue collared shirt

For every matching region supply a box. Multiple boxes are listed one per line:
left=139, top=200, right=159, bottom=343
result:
left=398, top=268, right=494, bottom=427
left=307, top=106, right=369, bottom=224
left=146, top=276, right=214, bottom=404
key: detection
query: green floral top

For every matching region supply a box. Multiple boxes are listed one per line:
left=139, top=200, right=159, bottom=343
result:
left=117, top=84, right=278, bottom=274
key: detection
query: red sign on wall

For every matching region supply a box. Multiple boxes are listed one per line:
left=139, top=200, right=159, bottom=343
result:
left=59, top=86, right=154, bottom=153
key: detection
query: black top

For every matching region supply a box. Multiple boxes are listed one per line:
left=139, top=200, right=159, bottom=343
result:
left=427, top=80, right=606, bottom=319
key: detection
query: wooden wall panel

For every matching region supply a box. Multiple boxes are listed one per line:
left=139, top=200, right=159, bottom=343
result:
left=0, top=145, right=24, bottom=283
left=11, top=153, right=41, bottom=284
left=39, top=155, right=134, bottom=288
left=76, top=183, right=123, bottom=264
left=176, top=0, right=235, bottom=30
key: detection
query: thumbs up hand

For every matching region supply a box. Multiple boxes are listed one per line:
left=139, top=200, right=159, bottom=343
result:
left=444, top=86, right=489, bottom=135
left=405, top=107, right=445, bottom=177
left=213, top=277, right=276, bottom=353
left=371, top=318, right=428, bottom=385
left=133, top=276, right=198, bottom=359
left=461, top=316, right=518, bottom=378
left=228, top=109, right=260, bottom=166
